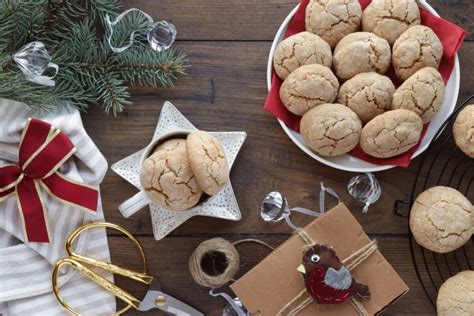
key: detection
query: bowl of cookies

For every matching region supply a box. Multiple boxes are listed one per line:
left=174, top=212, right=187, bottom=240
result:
left=266, top=0, right=464, bottom=172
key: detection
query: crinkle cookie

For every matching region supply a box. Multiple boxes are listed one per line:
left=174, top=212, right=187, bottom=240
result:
left=305, top=0, right=362, bottom=48
left=186, top=131, right=229, bottom=196
left=362, top=0, right=421, bottom=45
left=338, top=72, right=395, bottom=124
left=453, top=104, right=474, bottom=158
left=437, top=271, right=474, bottom=316
left=393, top=25, right=443, bottom=81
left=140, top=139, right=202, bottom=211
left=360, top=109, right=423, bottom=158
left=280, top=64, right=339, bottom=116
left=409, top=186, right=473, bottom=254
left=333, top=32, right=391, bottom=81
left=392, top=67, right=446, bottom=124
left=300, top=103, right=362, bottom=156
left=273, top=32, right=332, bottom=80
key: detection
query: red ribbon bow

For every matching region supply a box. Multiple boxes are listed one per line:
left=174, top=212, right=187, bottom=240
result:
left=0, top=119, right=98, bottom=243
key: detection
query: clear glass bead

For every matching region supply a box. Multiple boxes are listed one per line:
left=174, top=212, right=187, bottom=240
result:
left=347, top=173, right=381, bottom=213
left=14, top=42, right=52, bottom=76
left=148, top=21, right=177, bottom=52
left=222, top=298, right=247, bottom=316
left=260, top=191, right=290, bottom=223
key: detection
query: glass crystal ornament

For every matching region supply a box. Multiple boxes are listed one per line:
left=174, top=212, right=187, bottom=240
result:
left=347, top=173, right=381, bottom=213
left=106, top=8, right=177, bottom=53
left=209, top=290, right=248, bottom=316
left=13, top=41, right=59, bottom=86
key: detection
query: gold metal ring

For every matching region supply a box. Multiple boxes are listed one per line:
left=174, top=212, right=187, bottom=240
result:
left=52, top=222, right=148, bottom=315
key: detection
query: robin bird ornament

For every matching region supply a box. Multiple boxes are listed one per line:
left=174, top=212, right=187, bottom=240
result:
left=297, top=244, right=370, bottom=305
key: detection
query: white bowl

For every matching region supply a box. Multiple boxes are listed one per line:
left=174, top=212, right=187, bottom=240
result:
left=267, top=1, right=460, bottom=173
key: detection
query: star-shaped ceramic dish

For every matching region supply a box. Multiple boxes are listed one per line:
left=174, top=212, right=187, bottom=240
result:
left=111, top=101, right=246, bottom=240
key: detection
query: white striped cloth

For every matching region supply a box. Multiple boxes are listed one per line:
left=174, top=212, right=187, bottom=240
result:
left=0, top=98, right=116, bottom=315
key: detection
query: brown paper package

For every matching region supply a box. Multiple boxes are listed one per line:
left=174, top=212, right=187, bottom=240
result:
left=230, top=203, right=408, bottom=315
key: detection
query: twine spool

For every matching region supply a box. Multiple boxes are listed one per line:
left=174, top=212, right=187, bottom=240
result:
left=189, top=238, right=240, bottom=288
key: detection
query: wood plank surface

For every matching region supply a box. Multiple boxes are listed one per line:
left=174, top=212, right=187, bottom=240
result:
left=79, top=1, right=474, bottom=315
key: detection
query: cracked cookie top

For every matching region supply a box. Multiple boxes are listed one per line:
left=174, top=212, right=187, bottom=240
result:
left=333, top=32, right=391, bottom=81
left=437, top=270, right=474, bottom=316
left=140, top=138, right=203, bottom=211
left=393, top=25, right=443, bottom=81
left=453, top=104, right=474, bottom=159
left=305, top=0, right=362, bottom=48
left=409, top=186, right=473, bottom=254
left=280, top=64, right=339, bottom=116
left=273, top=31, right=332, bottom=80
left=338, top=72, right=395, bottom=124
left=360, top=109, right=423, bottom=158
left=300, top=103, right=362, bottom=156
left=392, top=67, right=446, bottom=124
left=362, top=0, right=421, bottom=45
left=186, top=131, right=229, bottom=196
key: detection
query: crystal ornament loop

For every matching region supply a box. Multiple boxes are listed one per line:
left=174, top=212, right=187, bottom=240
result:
left=106, top=8, right=177, bottom=53
left=347, top=173, right=381, bottom=213
left=13, top=42, right=59, bottom=86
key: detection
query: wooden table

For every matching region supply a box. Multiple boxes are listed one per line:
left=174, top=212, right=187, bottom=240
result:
left=82, top=1, right=473, bottom=315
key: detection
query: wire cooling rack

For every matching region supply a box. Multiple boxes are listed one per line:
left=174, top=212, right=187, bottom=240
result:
left=394, top=95, right=474, bottom=308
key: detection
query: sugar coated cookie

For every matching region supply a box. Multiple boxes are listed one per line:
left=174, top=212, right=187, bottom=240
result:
left=186, top=131, right=229, bottom=196
left=392, top=67, right=446, bottom=124
left=273, top=32, right=332, bottom=80
left=410, top=186, right=473, bottom=254
left=333, top=32, right=391, bottom=81
left=300, top=103, right=362, bottom=156
left=453, top=104, right=474, bottom=158
left=305, top=0, right=362, bottom=48
left=140, top=139, right=202, bottom=211
left=360, top=109, right=423, bottom=158
left=338, top=72, right=395, bottom=124
left=437, top=270, right=474, bottom=316
left=280, top=64, right=339, bottom=116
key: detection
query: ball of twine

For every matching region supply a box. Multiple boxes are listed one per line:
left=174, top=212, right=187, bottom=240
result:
left=189, top=238, right=240, bottom=288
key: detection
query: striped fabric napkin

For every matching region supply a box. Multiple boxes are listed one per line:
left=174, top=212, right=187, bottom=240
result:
left=0, top=99, right=116, bottom=315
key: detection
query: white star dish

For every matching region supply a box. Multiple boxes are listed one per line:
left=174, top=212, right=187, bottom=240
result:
left=111, top=101, right=247, bottom=240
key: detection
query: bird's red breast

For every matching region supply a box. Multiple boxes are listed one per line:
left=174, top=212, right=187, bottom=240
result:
left=305, top=266, right=355, bottom=304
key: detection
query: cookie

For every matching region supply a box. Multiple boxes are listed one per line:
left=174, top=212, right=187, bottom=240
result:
left=273, top=32, right=332, bottom=80
left=305, top=0, right=362, bottom=48
left=300, top=103, right=362, bottom=156
left=410, top=186, right=473, bottom=254
left=437, top=270, right=474, bottom=316
left=333, top=32, right=391, bottom=81
left=392, top=67, right=446, bottom=124
left=280, top=64, right=339, bottom=116
left=362, top=0, right=421, bottom=45
left=337, top=72, right=395, bottom=124
left=393, top=25, right=443, bottom=81
left=453, top=104, right=474, bottom=158
left=360, top=109, right=423, bottom=158
left=186, top=131, right=229, bottom=196
left=140, top=139, right=202, bottom=211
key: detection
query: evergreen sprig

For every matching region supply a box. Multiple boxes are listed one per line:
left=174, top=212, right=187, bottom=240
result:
left=0, top=0, right=188, bottom=114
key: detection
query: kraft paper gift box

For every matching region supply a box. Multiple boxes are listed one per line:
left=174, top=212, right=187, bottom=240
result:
left=230, top=203, right=408, bottom=315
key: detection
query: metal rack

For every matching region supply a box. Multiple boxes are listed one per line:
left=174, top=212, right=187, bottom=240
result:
left=394, top=95, right=474, bottom=309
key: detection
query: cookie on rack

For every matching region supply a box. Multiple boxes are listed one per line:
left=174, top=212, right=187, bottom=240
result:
left=362, top=0, right=421, bottom=45
left=453, top=104, right=474, bottom=158
left=305, top=0, right=362, bottom=48
left=437, top=270, right=474, bottom=316
left=393, top=25, right=443, bottom=81
left=280, top=64, right=339, bottom=115
left=410, top=186, right=473, bottom=254
left=333, top=32, right=391, bottom=81
left=360, top=109, right=423, bottom=158
left=392, top=67, right=446, bottom=124
left=140, top=139, right=202, bottom=211
left=300, top=103, right=362, bottom=156
left=338, top=72, right=395, bottom=124
left=186, top=131, right=229, bottom=196
left=273, top=32, right=332, bottom=80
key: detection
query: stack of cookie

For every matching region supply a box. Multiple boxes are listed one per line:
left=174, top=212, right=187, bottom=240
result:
left=140, top=131, right=229, bottom=211
left=274, top=0, right=447, bottom=159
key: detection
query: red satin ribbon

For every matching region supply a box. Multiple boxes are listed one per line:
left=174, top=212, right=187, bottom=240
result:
left=0, top=119, right=98, bottom=243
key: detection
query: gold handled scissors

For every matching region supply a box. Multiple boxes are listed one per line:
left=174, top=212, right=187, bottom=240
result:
left=52, top=222, right=203, bottom=316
